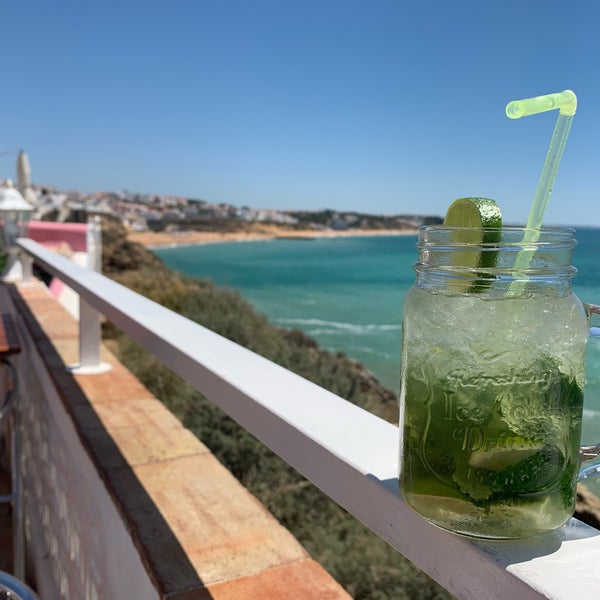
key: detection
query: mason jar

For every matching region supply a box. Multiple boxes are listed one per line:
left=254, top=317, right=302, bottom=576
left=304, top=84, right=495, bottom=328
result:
left=399, top=226, right=597, bottom=539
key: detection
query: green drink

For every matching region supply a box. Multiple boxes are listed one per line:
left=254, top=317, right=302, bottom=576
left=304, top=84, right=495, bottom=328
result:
left=399, top=226, right=590, bottom=538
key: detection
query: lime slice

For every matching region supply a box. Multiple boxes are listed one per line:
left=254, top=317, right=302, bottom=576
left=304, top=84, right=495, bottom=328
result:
left=468, top=442, right=543, bottom=471
left=444, top=197, right=502, bottom=230
left=443, top=197, right=502, bottom=291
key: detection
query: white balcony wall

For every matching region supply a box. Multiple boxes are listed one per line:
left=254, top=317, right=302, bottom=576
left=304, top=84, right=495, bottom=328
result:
left=15, top=238, right=600, bottom=600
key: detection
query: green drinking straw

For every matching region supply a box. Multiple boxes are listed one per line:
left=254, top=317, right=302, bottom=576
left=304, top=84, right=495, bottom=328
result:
left=506, top=89, right=577, bottom=233
left=505, top=90, right=577, bottom=293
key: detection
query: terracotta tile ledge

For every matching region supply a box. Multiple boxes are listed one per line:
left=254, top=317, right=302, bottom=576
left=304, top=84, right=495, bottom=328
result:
left=8, top=280, right=350, bottom=599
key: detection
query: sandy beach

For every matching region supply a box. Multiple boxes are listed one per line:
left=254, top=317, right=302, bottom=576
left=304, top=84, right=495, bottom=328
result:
left=129, top=226, right=418, bottom=248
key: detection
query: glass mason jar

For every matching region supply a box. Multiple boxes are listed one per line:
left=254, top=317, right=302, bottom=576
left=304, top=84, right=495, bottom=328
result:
left=398, top=226, right=596, bottom=539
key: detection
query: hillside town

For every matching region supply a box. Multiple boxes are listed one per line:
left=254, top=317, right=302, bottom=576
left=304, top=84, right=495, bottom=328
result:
left=1, top=151, right=441, bottom=235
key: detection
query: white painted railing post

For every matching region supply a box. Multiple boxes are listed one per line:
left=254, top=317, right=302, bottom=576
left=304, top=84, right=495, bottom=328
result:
left=68, top=297, right=111, bottom=375
left=68, top=220, right=110, bottom=375
left=86, top=216, right=102, bottom=273
left=21, top=253, right=33, bottom=285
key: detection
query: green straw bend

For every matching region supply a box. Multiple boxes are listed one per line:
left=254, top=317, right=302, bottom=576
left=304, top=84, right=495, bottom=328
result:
left=506, top=90, right=577, bottom=119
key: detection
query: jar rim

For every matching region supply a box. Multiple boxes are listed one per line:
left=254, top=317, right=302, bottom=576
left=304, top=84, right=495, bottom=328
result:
left=418, top=225, right=577, bottom=248
left=419, top=225, right=575, bottom=233
left=415, top=225, right=578, bottom=291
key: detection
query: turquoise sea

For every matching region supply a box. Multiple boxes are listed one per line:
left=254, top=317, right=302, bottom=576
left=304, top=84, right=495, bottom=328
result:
left=155, top=228, right=600, bottom=446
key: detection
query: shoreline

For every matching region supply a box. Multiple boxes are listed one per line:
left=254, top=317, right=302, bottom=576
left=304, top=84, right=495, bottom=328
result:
left=128, top=227, right=419, bottom=249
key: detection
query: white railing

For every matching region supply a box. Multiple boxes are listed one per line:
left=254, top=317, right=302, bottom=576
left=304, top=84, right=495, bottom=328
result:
left=16, top=238, right=600, bottom=600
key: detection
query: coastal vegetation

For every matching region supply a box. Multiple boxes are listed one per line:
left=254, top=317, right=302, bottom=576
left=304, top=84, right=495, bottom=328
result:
left=100, top=217, right=452, bottom=599
left=285, top=209, right=442, bottom=231
left=146, top=204, right=442, bottom=234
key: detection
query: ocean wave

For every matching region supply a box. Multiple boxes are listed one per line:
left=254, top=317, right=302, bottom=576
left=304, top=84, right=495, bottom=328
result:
left=276, top=317, right=400, bottom=334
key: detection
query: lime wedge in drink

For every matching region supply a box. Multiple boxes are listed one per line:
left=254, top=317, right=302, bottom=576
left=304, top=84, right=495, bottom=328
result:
left=469, top=442, right=543, bottom=471
left=443, top=197, right=502, bottom=291
left=444, top=197, right=502, bottom=230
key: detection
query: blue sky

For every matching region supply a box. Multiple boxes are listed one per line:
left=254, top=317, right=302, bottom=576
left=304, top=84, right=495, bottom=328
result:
left=2, top=1, right=599, bottom=226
